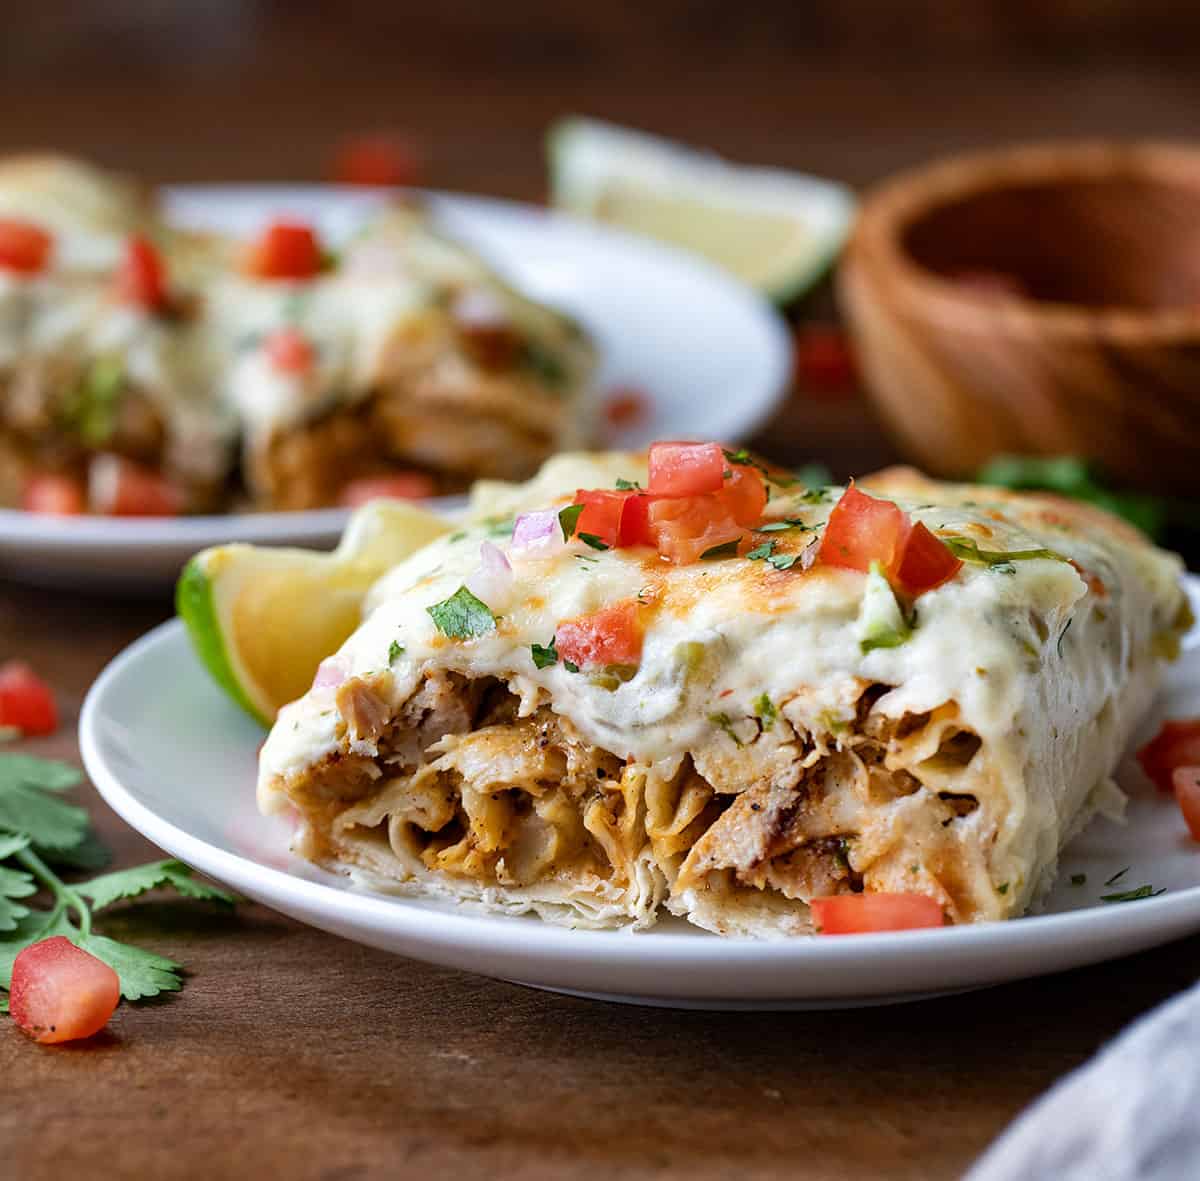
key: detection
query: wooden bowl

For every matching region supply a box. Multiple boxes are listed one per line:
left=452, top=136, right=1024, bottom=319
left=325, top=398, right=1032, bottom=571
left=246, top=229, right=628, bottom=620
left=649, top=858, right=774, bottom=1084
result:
left=838, top=141, right=1200, bottom=496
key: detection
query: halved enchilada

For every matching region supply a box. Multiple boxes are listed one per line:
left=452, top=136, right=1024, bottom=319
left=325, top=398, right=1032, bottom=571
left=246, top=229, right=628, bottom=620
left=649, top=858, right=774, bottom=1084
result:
left=257, top=447, right=1188, bottom=935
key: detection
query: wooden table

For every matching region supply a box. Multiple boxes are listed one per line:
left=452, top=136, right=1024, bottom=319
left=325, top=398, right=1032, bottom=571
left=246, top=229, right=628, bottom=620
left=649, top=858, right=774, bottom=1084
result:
left=5, top=28, right=1200, bottom=1176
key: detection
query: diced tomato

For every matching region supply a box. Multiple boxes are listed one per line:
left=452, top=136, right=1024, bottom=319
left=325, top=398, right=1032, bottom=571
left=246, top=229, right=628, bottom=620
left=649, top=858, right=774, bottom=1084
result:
left=720, top=463, right=769, bottom=527
left=810, top=892, right=945, bottom=934
left=818, top=484, right=909, bottom=573
left=0, top=218, right=52, bottom=274
left=265, top=327, right=316, bottom=374
left=648, top=493, right=743, bottom=565
left=603, top=386, right=650, bottom=429
left=647, top=441, right=727, bottom=496
left=555, top=600, right=644, bottom=669
left=1172, top=766, right=1200, bottom=842
left=817, top=484, right=961, bottom=597
left=794, top=325, right=856, bottom=398
left=572, top=489, right=627, bottom=548
left=330, top=133, right=422, bottom=188
left=0, top=660, right=58, bottom=736
left=21, top=472, right=85, bottom=516
left=244, top=220, right=322, bottom=281
left=10, top=937, right=120, bottom=1044
left=617, top=491, right=655, bottom=547
left=339, top=472, right=436, bottom=506
left=88, top=454, right=183, bottom=517
left=893, top=521, right=963, bottom=596
left=1138, top=719, right=1200, bottom=794
left=114, top=234, right=168, bottom=311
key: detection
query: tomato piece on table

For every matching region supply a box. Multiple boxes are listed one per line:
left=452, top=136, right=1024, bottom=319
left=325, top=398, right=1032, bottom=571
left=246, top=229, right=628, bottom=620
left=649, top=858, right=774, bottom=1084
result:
left=647, top=441, right=727, bottom=496
left=1172, top=766, right=1200, bottom=842
left=10, top=937, right=120, bottom=1044
left=88, top=454, right=184, bottom=517
left=555, top=600, right=644, bottom=669
left=339, top=472, right=436, bottom=506
left=114, top=234, right=168, bottom=311
left=794, top=324, right=857, bottom=397
left=893, top=521, right=963, bottom=596
left=1137, top=719, right=1200, bottom=794
left=810, top=892, right=945, bottom=934
left=22, top=472, right=85, bottom=516
left=0, top=218, right=52, bottom=274
left=817, top=484, right=909, bottom=573
left=265, top=327, right=316, bottom=374
left=0, top=660, right=58, bottom=736
left=330, top=133, right=422, bottom=188
left=244, top=220, right=322, bottom=280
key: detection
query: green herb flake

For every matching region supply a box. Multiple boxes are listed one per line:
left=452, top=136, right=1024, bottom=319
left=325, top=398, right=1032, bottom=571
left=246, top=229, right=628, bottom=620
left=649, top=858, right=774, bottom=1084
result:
left=1100, top=885, right=1164, bottom=903
left=615, top=477, right=641, bottom=491
left=746, top=541, right=776, bottom=561
left=997, top=882, right=1009, bottom=895
left=721, top=448, right=797, bottom=488
left=767, top=552, right=801, bottom=571
left=579, top=532, right=610, bottom=551
left=531, top=638, right=558, bottom=669
left=944, top=537, right=1066, bottom=567
left=558, top=503, right=584, bottom=540
left=64, top=355, right=125, bottom=446
left=1104, top=866, right=1130, bottom=887
left=753, top=693, right=778, bottom=730
left=387, top=640, right=405, bottom=664
left=700, top=539, right=741, bottom=560
left=708, top=712, right=744, bottom=747
left=563, top=659, right=580, bottom=674
left=426, top=586, right=497, bottom=639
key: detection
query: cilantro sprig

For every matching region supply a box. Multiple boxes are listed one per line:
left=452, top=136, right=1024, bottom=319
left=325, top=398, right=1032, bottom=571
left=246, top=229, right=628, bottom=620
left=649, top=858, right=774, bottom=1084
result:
left=0, top=754, right=236, bottom=1013
left=427, top=586, right=496, bottom=639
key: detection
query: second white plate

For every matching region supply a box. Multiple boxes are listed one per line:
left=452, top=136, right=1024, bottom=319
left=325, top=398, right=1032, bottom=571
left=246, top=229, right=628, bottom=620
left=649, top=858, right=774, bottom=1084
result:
left=79, top=580, right=1200, bottom=1009
left=1, top=185, right=791, bottom=589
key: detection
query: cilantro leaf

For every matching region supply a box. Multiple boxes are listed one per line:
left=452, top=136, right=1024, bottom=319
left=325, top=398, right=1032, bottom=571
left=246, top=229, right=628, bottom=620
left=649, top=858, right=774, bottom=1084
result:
left=615, top=478, right=641, bottom=491
left=708, top=711, right=745, bottom=747
left=558, top=503, right=584, bottom=540
left=563, top=659, right=580, bottom=673
left=767, top=552, right=801, bottom=571
left=77, top=860, right=236, bottom=911
left=531, top=638, right=558, bottom=669
left=427, top=586, right=496, bottom=639
left=0, top=863, right=36, bottom=932
left=753, top=693, right=778, bottom=730
left=746, top=541, right=775, bottom=561
left=388, top=639, right=404, bottom=664
left=700, top=539, right=740, bottom=560
left=0, top=754, right=88, bottom=852
left=79, top=934, right=183, bottom=1000
left=722, top=448, right=797, bottom=488
left=578, top=532, right=610, bottom=551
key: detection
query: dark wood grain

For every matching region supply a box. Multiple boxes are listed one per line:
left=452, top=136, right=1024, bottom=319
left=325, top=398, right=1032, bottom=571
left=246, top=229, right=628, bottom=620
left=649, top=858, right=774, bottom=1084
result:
left=3, top=11, right=1200, bottom=1175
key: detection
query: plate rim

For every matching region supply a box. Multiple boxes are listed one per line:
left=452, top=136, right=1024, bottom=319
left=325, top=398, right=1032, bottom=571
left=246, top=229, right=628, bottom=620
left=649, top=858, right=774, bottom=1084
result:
left=80, top=614, right=1200, bottom=982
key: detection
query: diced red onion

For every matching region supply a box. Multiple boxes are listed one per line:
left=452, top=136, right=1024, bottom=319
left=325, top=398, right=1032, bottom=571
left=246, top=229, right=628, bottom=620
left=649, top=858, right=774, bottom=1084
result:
left=511, top=509, right=567, bottom=559
left=466, top=540, right=514, bottom=608
left=312, top=655, right=349, bottom=690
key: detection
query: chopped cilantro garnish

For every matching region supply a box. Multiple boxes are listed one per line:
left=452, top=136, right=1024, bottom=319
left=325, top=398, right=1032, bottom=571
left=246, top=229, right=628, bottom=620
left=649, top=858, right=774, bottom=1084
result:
left=944, top=537, right=1066, bottom=566
left=387, top=640, right=404, bottom=664
left=563, top=659, right=580, bottom=674
left=64, top=355, right=125, bottom=446
left=615, top=477, right=641, bottom=491
left=797, top=487, right=833, bottom=504
left=746, top=540, right=775, bottom=561
left=579, top=532, right=610, bottom=551
left=767, top=552, right=801, bottom=571
left=558, top=503, right=584, bottom=540
left=1100, top=885, right=1164, bottom=903
left=700, top=539, right=741, bottom=560
left=997, top=882, right=1009, bottom=895
left=753, top=693, right=777, bottom=729
left=708, top=711, right=744, bottom=747
left=721, top=448, right=797, bottom=488
left=531, top=638, right=558, bottom=669
left=756, top=518, right=815, bottom=534
left=427, top=586, right=496, bottom=639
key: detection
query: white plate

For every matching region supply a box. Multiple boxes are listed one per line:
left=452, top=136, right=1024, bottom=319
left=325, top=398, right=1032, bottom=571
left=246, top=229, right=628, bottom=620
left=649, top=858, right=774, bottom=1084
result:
left=1, top=185, right=791, bottom=589
left=79, top=579, right=1200, bottom=1010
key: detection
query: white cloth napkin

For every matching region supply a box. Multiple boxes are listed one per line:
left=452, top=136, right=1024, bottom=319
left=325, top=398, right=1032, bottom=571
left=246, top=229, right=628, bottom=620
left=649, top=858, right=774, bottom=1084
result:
left=967, top=981, right=1200, bottom=1181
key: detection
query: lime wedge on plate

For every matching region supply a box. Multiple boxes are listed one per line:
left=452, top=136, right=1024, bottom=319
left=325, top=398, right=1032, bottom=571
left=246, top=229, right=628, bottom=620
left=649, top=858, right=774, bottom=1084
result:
left=177, top=500, right=451, bottom=726
left=548, top=117, right=855, bottom=304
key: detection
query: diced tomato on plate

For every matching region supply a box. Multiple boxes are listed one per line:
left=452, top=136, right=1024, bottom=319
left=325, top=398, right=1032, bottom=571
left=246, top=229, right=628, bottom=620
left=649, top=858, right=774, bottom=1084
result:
left=88, top=454, right=184, bottom=517
left=22, top=473, right=85, bottom=516
left=0, top=218, right=52, bottom=274
left=647, top=441, right=727, bottom=496
left=10, top=937, right=120, bottom=1044
left=0, top=660, right=58, bottom=736
left=810, top=892, right=945, bottom=934
left=114, top=234, right=168, bottom=311
left=555, top=600, right=644, bottom=669
left=339, top=472, right=436, bottom=507
left=244, top=220, right=322, bottom=281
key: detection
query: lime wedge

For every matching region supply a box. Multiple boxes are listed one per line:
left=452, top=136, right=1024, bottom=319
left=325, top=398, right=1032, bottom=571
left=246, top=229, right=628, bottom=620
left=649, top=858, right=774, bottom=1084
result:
left=176, top=501, right=451, bottom=725
left=548, top=117, right=855, bottom=304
